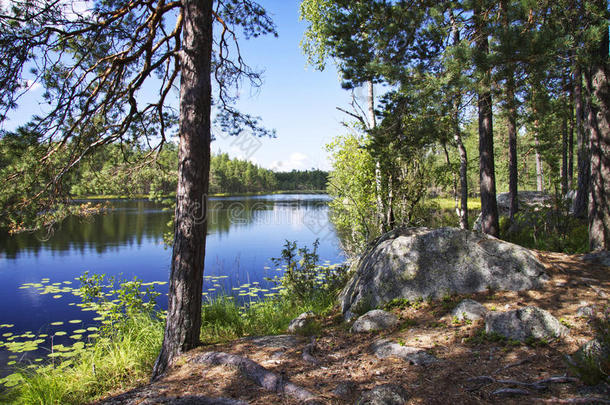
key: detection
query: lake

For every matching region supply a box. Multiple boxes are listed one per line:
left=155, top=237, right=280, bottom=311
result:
left=0, top=194, right=343, bottom=377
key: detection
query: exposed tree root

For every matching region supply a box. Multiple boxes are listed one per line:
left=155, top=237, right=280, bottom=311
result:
left=192, top=351, right=318, bottom=402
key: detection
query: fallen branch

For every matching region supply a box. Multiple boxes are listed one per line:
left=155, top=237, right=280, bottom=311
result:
left=192, top=351, right=317, bottom=403
left=533, top=397, right=610, bottom=404
left=492, top=356, right=534, bottom=374
left=492, top=388, right=531, bottom=397
left=467, top=375, right=578, bottom=392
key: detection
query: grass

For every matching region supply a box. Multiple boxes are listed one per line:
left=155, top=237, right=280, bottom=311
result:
left=428, top=197, right=482, bottom=211
left=1, top=313, right=163, bottom=404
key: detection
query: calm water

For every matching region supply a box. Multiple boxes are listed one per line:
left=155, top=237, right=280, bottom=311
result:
left=0, top=194, right=342, bottom=376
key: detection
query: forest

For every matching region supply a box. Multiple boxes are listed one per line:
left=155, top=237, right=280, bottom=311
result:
left=301, top=0, right=609, bottom=254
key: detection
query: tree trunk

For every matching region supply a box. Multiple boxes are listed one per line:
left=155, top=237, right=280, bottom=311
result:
left=569, top=71, right=575, bottom=190
left=573, top=64, right=589, bottom=218
left=152, top=0, right=213, bottom=379
left=506, top=76, right=519, bottom=224
left=450, top=10, right=468, bottom=230
left=534, top=134, right=544, bottom=192
left=475, top=3, right=499, bottom=237
left=561, top=74, right=569, bottom=195
left=587, top=21, right=610, bottom=251
left=368, top=80, right=386, bottom=234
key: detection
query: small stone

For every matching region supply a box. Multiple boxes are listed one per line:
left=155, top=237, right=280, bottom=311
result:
left=576, top=305, right=596, bottom=318
left=485, top=306, right=568, bottom=342
left=355, top=384, right=410, bottom=405
left=370, top=339, right=437, bottom=366
left=451, top=299, right=488, bottom=321
left=332, top=381, right=358, bottom=400
left=351, top=310, right=398, bottom=333
left=287, top=311, right=315, bottom=334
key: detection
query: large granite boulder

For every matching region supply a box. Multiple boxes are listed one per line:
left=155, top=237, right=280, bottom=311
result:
left=340, top=227, right=548, bottom=317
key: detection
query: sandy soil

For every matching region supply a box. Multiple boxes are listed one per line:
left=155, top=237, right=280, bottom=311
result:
left=96, top=251, right=609, bottom=404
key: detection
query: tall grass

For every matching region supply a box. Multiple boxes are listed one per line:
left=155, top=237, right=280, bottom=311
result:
left=2, top=313, right=163, bottom=404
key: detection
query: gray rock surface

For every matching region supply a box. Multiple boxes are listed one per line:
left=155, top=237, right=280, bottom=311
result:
left=332, top=381, right=359, bottom=400
left=485, top=306, right=568, bottom=341
left=350, top=310, right=399, bottom=333
left=355, top=384, right=410, bottom=405
left=370, top=339, right=437, bottom=366
left=473, top=191, right=554, bottom=231
left=451, top=299, right=489, bottom=321
left=582, top=251, right=610, bottom=267
left=576, top=305, right=596, bottom=318
left=244, top=335, right=298, bottom=349
left=287, top=311, right=315, bottom=334
left=340, top=227, right=548, bottom=316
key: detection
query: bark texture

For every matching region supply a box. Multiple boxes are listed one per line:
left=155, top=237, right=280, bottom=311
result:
left=506, top=78, right=518, bottom=223
left=574, top=64, right=590, bottom=218
left=587, top=23, right=610, bottom=251
left=152, top=0, right=213, bottom=379
left=475, top=3, right=499, bottom=237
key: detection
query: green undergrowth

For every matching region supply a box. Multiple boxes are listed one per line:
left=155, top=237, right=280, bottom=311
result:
left=1, top=241, right=346, bottom=404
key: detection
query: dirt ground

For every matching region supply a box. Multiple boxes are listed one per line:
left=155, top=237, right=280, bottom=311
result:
left=97, top=252, right=609, bottom=404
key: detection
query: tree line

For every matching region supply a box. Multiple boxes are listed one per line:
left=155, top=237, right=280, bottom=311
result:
left=301, top=0, right=609, bottom=253
left=0, top=138, right=328, bottom=208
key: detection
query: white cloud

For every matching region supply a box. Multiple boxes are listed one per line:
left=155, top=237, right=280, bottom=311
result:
left=271, top=152, right=312, bottom=172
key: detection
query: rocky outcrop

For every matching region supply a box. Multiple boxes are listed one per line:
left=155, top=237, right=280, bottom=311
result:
left=485, top=306, right=568, bottom=341
left=351, top=310, right=398, bottom=333
left=340, top=227, right=548, bottom=317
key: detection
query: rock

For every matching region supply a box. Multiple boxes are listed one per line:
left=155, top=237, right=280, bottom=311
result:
left=340, top=227, right=548, bottom=316
left=567, top=338, right=610, bottom=384
left=485, top=306, right=568, bottom=342
left=473, top=191, right=554, bottom=231
left=245, top=335, right=298, bottom=349
left=351, top=310, right=399, bottom=333
left=355, top=384, right=410, bottom=405
left=370, top=339, right=437, bottom=366
left=332, top=381, right=359, bottom=400
left=287, top=311, right=315, bottom=334
left=451, top=299, right=488, bottom=321
left=576, top=305, right=596, bottom=318
left=582, top=251, right=610, bottom=267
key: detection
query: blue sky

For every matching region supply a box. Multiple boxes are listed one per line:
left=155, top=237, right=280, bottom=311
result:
left=214, top=0, right=353, bottom=171
left=2, top=0, right=356, bottom=172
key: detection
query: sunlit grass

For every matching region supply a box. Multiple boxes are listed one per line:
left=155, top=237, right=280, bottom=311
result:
left=427, top=197, right=482, bottom=211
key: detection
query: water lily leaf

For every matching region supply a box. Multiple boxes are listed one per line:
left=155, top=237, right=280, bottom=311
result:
left=68, top=320, right=82, bottom=324
left=52, top=295, right=62, bottom=299
left=73, top=329, right=86, bottom=334
left=50, top=322, right=64, bottom=326
left=54, top=331, right=67, bottom=336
